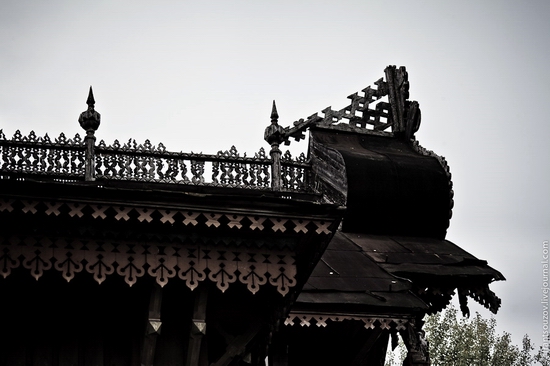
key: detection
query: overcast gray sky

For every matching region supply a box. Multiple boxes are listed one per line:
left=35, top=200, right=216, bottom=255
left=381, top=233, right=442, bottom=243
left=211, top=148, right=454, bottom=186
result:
left=1, top=0, right=549, bottom=351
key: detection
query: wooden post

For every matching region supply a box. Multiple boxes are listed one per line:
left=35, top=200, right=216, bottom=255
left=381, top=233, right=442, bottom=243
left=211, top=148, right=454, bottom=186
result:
left=84, top=130, right=96, bottom=181
left=78, top=86, right=100, bottom=181
left=186, top=284, right=209, bottom=366
left=270, top=142, right=282, bottom=191
left=385, top=65, right=408, bottom=134
left=141, top=283, right=163, bottom=366
left=264, top=101, right=284, bottom=191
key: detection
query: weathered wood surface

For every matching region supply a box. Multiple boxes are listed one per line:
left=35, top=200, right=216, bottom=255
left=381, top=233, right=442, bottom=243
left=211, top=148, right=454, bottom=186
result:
left=186, top=284, right=208, bottom=366
left=141, top=283, right=163, bottom=366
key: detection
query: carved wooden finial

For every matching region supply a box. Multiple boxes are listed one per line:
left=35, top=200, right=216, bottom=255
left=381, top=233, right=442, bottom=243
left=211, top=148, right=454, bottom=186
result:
left=271, top=100, right=279, bottom=124
left=265, top=101, right=285, bottom=145
left=86, top=86, right=95, bottom=108
left=264, top=100, right=285, bottom=191
left=79, top=86, right=101, bottom=133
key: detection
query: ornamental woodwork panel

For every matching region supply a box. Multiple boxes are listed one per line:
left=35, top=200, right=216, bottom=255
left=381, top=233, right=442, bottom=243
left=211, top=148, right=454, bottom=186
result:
left=0, top=198, right=333, bottom=236
left=0, top=236, right=297, bottom=296
left=285, top=313, right=409, bottom=331
left=0, top=130, right=311, bottom=192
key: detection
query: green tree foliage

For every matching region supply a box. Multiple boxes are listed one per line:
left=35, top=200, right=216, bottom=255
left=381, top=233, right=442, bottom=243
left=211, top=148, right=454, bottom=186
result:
left=385, top=304, right=549, bottom=366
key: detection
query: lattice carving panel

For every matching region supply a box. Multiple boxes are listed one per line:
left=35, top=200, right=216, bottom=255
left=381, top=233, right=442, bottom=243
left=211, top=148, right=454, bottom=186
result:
left=0, top=131, right=312, bottom=192
left=96, top=142, right=278, bottom=188
left=0, top=198, right=333, bottom=236
left=277, top=66, right=418, bottom=145
left=285, top=313, right=409, bottom=331
left=95, top=142, right=270, bottom=187
left=281, top=151, right=308, bottom=191
left=318, top=81, right=392, bottom=131
left=0, top=130, right=86, bottom=177
left=0, top=236, right=297, bottom=296
left=281, top=76, right=394, bottom=144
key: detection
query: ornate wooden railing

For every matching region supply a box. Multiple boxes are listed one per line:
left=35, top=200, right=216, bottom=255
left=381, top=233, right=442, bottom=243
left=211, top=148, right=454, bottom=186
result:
left=0, top=130, right=86, bottom=179
left=1, top=65, right=417, bottom=197
left=0, top=129, right=310, bottom=192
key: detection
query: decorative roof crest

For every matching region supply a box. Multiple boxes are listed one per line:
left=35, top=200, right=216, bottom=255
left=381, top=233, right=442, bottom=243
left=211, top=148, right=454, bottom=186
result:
left=78, top=86, right=101, bottom=133
left=264, top=66, right=422, bottom=146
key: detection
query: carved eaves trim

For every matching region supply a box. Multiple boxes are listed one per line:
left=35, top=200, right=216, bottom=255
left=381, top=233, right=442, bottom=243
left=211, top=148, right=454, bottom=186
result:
left=0, top=236, right=297, bottom=296
left=0, top=198, right=333, bottom=236
left=285, top=313, right=410, bottom=331
left=418, top=285, right=501, bottom=315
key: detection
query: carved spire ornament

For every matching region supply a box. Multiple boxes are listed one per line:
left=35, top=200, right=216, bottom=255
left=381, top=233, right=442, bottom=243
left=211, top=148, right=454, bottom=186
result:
left=264, top=100, right=285, bottom=146
left=264, top=100, right=285, bottom=190
left=270, top=100, right=279, bottom=122
left=78, top=86, right=101, bottom=133
left=78, top=86, right=100, bottom=180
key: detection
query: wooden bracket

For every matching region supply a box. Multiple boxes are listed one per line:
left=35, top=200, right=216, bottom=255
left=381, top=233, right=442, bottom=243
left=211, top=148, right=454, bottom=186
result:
left=186, top=284, right=209, bottom=366
left=141, top=283, right=163, bottom=366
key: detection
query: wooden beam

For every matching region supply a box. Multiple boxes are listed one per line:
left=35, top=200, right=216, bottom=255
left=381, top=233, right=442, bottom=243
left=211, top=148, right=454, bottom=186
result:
left=141, top=283, right=163, bottom=366
left=186, top=284, right=209, bottom=366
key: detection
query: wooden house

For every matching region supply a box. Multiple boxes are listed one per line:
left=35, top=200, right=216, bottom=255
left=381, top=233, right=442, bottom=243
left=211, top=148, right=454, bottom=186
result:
left=0, top=66, right=503, bottom=365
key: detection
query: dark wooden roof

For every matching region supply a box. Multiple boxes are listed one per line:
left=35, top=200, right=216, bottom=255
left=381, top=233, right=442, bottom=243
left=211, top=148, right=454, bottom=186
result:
left=340, top=232, right=504, bottom=283
left=296, top=231, right=504, bottom=316
left=310, top=129, right=452, bottom=239
left=294, top=232, right=427, bottom=315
